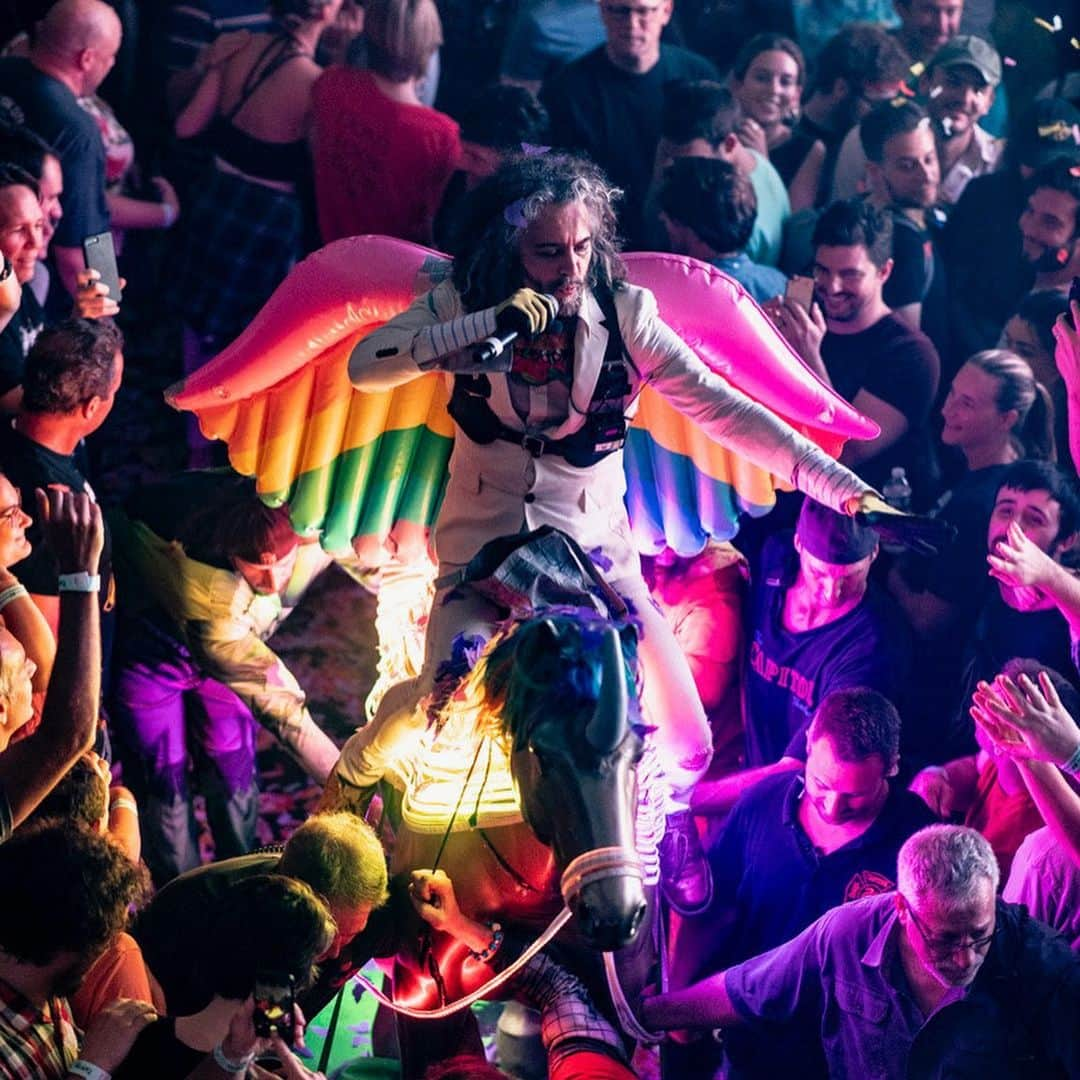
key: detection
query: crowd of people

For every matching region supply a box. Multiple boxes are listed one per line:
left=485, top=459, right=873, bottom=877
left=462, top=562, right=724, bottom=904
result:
left=0, top=0, right=1078, bottom=1076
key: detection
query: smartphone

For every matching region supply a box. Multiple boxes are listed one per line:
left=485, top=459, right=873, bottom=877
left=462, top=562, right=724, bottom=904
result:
left=82, top=231, right=122, bottom=304
left=253, top=972, right=295, bottom=1047
left=784, top=275, right=815, bottom=314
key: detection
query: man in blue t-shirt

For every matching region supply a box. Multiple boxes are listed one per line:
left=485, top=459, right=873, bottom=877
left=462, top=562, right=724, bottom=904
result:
left=694, top=498, right=911, bottom=818
left=0, top=0, right=119, bottom=301
left=672, top=687, right=934, bottom=1077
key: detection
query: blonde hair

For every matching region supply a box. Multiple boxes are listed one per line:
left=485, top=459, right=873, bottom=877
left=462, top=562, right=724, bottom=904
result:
left=966, top=348, right=1055, bottom=461
left=364, top=0, right=443, bottom=82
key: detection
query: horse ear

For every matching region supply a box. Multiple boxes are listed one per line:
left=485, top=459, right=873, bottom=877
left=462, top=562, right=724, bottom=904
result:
left=585, top=626, right=629, bottom=753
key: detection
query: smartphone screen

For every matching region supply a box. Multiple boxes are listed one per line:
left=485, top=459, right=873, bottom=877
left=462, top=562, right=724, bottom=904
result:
left=82, top=231, right=122, bottom=304
left=784, top=275, right=815, bottom=314
left=253, top=973, right=295, bottom=1046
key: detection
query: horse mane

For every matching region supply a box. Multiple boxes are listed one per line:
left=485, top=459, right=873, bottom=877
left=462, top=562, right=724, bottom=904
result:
left=446, top=609, right=639, bottom=753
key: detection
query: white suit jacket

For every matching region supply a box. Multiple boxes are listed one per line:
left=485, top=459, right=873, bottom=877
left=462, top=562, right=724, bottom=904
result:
left=350, top=280, right=869, bottom=580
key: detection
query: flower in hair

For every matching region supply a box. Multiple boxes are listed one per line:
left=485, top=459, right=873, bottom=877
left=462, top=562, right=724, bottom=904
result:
left=504, top=198, right=529, bottom=229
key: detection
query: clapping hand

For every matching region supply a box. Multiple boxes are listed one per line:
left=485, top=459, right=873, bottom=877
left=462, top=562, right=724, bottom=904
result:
left=972, top=671, right=1080, bottom=766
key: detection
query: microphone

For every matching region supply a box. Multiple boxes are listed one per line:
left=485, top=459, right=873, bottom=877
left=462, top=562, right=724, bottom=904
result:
left=473, top=294, right=560, bottom=366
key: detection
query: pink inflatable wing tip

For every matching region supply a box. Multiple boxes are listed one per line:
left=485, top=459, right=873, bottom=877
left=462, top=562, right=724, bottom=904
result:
left=622, top=252, right=876, bottom=441
left=167, top=235, right=443, bottom=412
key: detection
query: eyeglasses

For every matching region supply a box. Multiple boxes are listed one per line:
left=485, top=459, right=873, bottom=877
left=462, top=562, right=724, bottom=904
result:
left=601, top=2, right=666, bottom=19
left=904, top=900, right=995, bottom=958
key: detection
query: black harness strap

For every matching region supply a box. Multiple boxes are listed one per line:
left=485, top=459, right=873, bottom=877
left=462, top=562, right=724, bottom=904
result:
left=448, top=287, right=633, bottom=468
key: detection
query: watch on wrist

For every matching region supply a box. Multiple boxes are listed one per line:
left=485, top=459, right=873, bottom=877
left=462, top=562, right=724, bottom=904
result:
left=58, top=572, right=101, bottom=593
left=68, top=1060, right=111, bottom=1080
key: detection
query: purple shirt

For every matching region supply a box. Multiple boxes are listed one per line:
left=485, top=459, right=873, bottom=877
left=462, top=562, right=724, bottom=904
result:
left=724, top=893, right=1080, bottom=1078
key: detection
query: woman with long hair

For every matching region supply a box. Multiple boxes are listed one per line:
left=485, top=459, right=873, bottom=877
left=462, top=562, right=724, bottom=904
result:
left=1000, top=289, right=1072, bottom=472
left=730, top=33, right=825, bottom=212
left=891, top=349, right=1054, bottom=635
left=171, top=0, right=343, bottom=363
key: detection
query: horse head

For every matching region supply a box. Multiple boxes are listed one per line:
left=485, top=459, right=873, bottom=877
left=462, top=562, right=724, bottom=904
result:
left=482, top=611, right=647, bottom=951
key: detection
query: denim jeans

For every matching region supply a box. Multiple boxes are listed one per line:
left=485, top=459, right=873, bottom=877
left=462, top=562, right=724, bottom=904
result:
left=110, top=616, right=258, bottom=884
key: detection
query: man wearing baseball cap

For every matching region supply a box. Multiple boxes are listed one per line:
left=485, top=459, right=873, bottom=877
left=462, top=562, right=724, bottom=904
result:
left=921, top=34, right=1003, bottom=205
left=693, top=498, right=912, bottom=817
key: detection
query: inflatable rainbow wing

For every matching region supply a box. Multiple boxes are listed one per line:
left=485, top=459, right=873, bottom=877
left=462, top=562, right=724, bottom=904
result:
left=167, top=236, right=876, bottom=562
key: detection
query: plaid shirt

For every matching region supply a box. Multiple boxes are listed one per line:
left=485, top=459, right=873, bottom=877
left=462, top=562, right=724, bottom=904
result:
left=0, top=979, right=78, bottom=1080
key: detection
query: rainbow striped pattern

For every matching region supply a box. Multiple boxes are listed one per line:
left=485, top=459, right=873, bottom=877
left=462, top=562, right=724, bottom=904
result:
left=170, top=239, right=875, bottom=562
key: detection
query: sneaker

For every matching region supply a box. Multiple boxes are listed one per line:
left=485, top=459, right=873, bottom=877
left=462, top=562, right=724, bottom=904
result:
left=658, top=810, right=713, bottom=916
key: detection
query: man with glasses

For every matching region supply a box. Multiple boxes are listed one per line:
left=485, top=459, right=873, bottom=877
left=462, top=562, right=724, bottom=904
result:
left=540, top=0, right=716, bottom=247
left=644, top=824, right=1080, bottom=1078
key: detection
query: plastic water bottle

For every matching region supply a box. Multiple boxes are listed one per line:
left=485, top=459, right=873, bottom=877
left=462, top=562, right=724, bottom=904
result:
left=882, top=467, right=912, bottom=513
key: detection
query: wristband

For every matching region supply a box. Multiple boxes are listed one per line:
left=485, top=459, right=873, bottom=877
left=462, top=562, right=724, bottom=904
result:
left=212, top=1042, right=255, bottom=1074
left=1062, top=741, right=1080, bottom=778
left=58, top=572, right=101, bottom=593
left=0, top=583, right=27, bottom=611
left=68, top=1061, right=111, bottom=1080
left=110, top=797, right=138, bottom=815
left=468, top=921, right=504, bottom=964
left=160, top=201, right=178, bottom=229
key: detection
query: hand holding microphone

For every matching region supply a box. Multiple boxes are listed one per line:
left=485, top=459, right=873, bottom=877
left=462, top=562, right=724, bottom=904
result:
left=474, top=288, right=559, bottom=367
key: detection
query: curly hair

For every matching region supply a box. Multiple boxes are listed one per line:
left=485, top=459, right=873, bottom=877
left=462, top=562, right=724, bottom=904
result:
left=449, top=153, right=627, bottom=312
left=0, top=821, right=147, bottom=965
left=30, top=756, right=109, bottom=830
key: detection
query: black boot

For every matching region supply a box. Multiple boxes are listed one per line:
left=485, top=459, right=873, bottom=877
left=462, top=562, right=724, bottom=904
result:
left=658, top=810, right=713, bottom=916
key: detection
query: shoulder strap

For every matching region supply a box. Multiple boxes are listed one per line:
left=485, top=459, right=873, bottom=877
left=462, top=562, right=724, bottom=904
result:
left=223, top=34, right=306, bottom=123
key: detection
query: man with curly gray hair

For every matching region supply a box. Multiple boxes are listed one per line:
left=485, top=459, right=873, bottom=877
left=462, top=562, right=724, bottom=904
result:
left=333, top=152, right=884, bottom=915
left=645, top=823, right=1080, bottom=1077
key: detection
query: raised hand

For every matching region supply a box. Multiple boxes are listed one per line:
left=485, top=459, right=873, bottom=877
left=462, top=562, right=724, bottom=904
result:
left=972, top=671, right=1080, bottom=766
left=987, top=521, right=1055, bottom=592
left=35, top=487, right=103, bottom=575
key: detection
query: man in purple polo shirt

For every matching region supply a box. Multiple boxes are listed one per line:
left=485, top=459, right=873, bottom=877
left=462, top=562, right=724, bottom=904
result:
left=644, top=825, right=1080, bottom=1078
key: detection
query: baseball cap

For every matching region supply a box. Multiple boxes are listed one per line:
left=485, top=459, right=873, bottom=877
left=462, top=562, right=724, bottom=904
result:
left=927, top=35, right=1002, bottom=88
left=1013, top=99, right=1080, bottom=170
left=796, top=499, right=878, bottom=565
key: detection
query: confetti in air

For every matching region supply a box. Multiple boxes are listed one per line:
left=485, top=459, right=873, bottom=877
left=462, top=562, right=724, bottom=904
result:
left=909, top=61, right=926, bottom=76
left=941, top=117, right=954, bottom=136
left=1071, top=36, right=1080, bottom=49
left=1034, top=14, right=1063, bottom=31
left=929, top=85, right=943, bottom=97
left=1003, top=55, right=1017, bottom=66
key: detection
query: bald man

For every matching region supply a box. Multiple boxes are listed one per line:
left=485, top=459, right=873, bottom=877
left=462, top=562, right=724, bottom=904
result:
left=0, top=0, right=120, bottom=299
